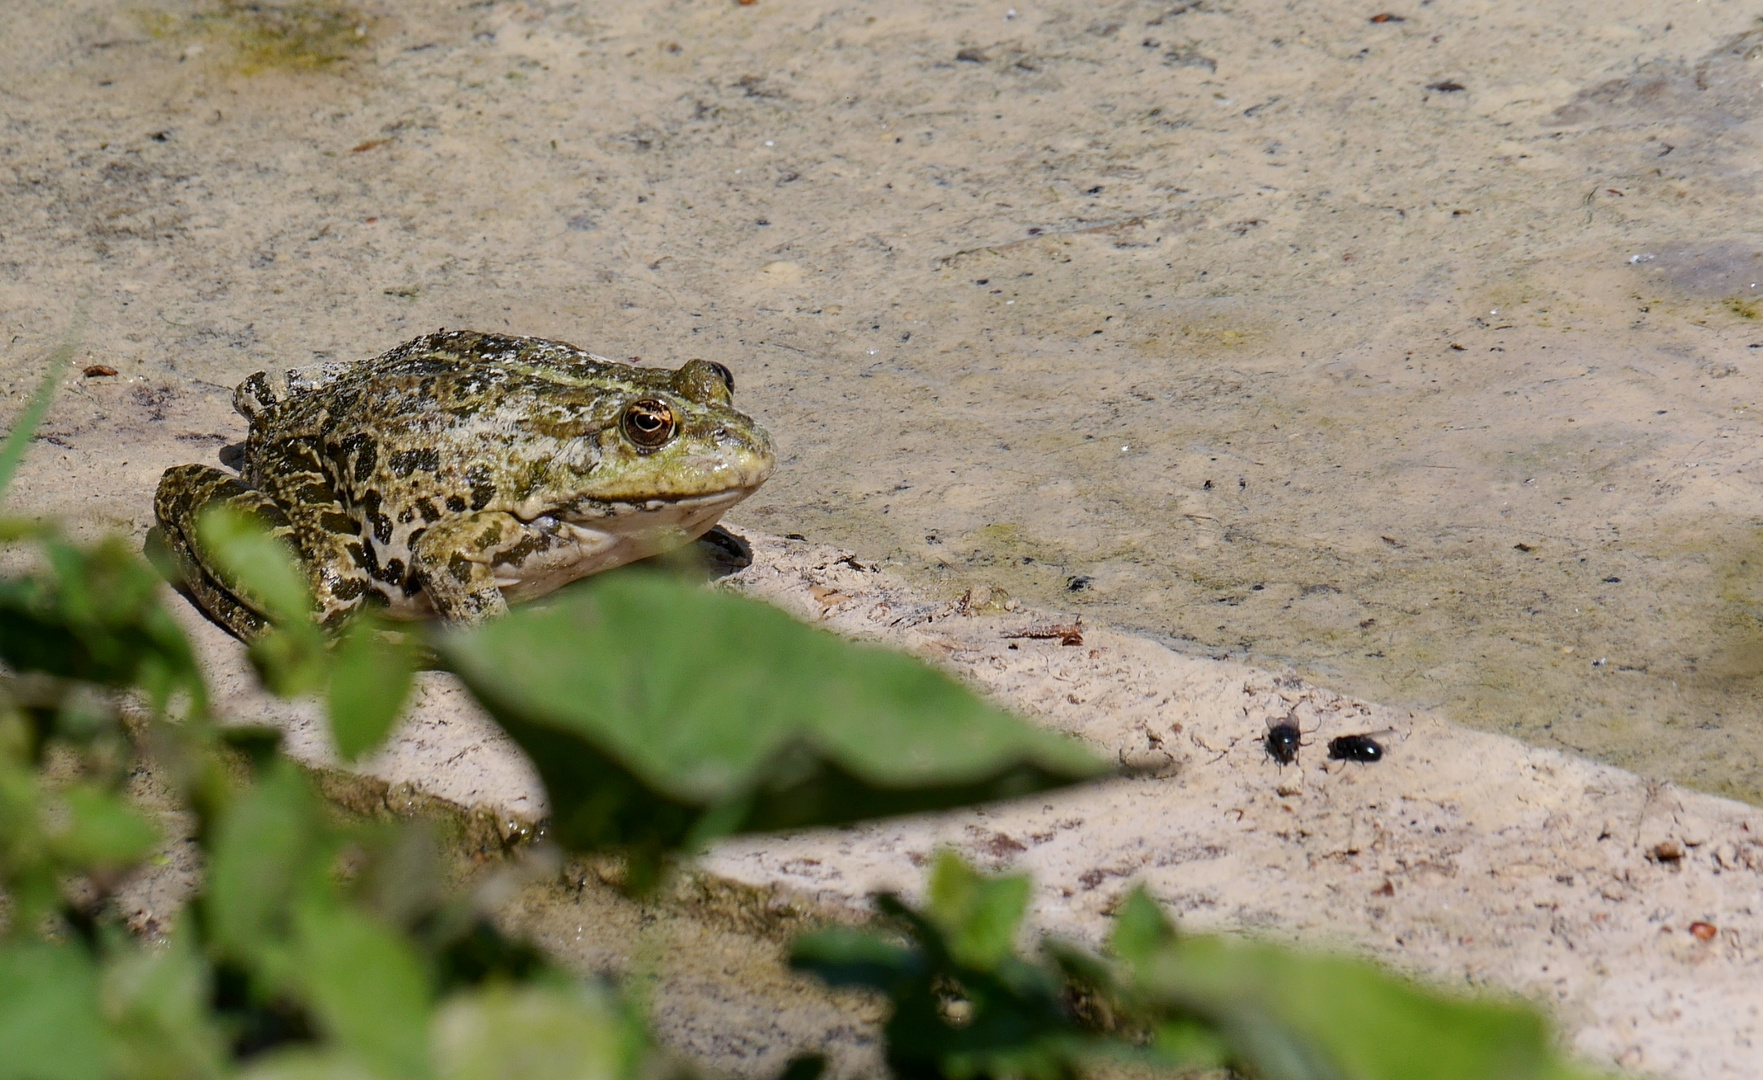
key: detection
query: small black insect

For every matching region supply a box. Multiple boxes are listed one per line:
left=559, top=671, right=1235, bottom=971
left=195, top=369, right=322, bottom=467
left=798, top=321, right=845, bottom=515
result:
left=1327, top=734, right=1384, bottom=763
left=1264, top=717, right=1306, bottom=766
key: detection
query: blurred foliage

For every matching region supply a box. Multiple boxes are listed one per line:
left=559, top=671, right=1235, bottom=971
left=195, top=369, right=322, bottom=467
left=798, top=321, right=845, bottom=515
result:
left=0, top=396, right=1608, bottom=1078
left=793, top=854, right=1102, bottom=1080
left=794, top=854, right=1607, bottom=1080
left=436, top=573, right=1106, bottom=876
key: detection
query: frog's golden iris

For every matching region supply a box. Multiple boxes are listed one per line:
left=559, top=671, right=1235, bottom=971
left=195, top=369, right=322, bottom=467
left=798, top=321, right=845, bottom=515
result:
left=151, top=330, right=775, bottom=639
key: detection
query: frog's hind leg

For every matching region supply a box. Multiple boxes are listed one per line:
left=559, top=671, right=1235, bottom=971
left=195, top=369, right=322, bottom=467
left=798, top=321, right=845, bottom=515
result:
left=152, top=464, right=292, bottom=640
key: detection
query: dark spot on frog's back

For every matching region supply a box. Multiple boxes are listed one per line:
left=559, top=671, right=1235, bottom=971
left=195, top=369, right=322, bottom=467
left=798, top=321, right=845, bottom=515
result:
left=331, top=575, right=370, bottom=602
left=389, top=447, right=441, bottom=477
left=398, top=355, right=459, bottom=379
left=360, top=490, right=393, bottom=545
left=465, top=466, right=497, bottom=511
left=292, top=478, right=334, bottom=505
left=337, top=432, right=378, bottom=484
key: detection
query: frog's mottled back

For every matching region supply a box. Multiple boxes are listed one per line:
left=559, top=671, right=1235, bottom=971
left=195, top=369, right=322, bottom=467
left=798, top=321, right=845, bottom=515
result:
left=154, top=330, right=776, bottom=637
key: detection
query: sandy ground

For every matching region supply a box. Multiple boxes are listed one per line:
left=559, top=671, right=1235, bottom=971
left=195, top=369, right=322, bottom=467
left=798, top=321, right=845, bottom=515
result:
left=164, top=526, right=1763, bottom=1079
left=4, top=0, right=1763, bottom=1074
left=3, top=0, right=1763, bottom=799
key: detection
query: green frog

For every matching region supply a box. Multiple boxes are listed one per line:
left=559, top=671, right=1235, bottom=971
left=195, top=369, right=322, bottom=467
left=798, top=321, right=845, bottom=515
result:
left=153, top=330, right=775, bottom=638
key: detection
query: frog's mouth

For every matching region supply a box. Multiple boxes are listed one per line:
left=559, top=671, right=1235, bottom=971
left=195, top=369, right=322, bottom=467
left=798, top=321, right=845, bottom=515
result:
left=561, top=485, right=759, bottom=556
left=586, top=487, right=754, bottom=535
left=492, top=488, right=758, bottom=603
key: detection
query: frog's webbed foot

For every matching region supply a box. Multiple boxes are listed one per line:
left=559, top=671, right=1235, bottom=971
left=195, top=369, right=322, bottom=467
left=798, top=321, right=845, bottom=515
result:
left=153, top=464, right=291, bottom=640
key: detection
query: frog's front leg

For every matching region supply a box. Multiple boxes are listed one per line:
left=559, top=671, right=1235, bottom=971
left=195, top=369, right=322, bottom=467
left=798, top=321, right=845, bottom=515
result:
left=155, top=463, right=374, bottom=638
left=153, top=464, right=293, bottom=640
left=410, top=512, right=608, bottom=624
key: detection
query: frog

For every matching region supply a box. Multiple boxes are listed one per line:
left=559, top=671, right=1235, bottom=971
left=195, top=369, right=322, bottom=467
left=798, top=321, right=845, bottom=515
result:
left=152, top=329, right=775, bottom=639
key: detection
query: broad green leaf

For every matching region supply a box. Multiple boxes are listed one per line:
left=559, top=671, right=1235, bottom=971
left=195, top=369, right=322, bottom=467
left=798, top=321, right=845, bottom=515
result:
left=795, top=855, right=1091, bottom=1080
left=49, top=783, right=159, bottom=869
left=0, top=713, right=54, bottom=920
left=204, top=759, right=328, bottom=966
left=328, top=615, right=418, bottom=761
left=237, top=1050, right=382, bottom=1080
left=925, top=851, right=1031, bottom=970
left=293, top=903, right=432, bottom=1080
left=101, top=928, right=229, bottom=1080
left=789, top=926, right=921, bottom=990
left=1148, top=1018, right=1231, bottom=1071
left=432, top=983, right=644, bottom=1080
left=0, top=536, right=204, bottom=711
left=195, top=506, right=311, bottom=626
left=0, top=941, right=109, bottom=1080
left=249, top=625, right=330, bottom=699
left=436, top=572, right=1107, bottom=852
left=1105, top=885, right=1177, bottom=973
left=1128, top=932, right=1591, bottom=1080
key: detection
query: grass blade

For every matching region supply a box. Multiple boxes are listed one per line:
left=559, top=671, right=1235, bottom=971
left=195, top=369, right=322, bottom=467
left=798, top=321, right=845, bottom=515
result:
left=0, top=314, right=84, bottom=502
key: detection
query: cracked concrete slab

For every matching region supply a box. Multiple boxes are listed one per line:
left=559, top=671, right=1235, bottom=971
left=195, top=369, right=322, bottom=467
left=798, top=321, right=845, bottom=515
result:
left=193, top=528, right=1763, bottom=1079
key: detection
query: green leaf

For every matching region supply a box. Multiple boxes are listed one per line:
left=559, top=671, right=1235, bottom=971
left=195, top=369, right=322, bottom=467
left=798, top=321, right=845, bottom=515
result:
left=49, top=783, right=159, bottom=869
left=1105, top=885, right=1177, bottom=973
left=925, top=851, right=1032, bottom=970
left=101, top=928, right=229, bottom=1080
left=432, top=983, right=647, bottom=1080
left=789, top=926, right=922, bottom=991
left=0, top=941, right=109, bottom=1080
left=327, top=615, right=418, bottom=761
left=237, top=1050, right=383, bottom=1080
left=293, top=903, right=432, bottom=1080
left=1127, top=932, right=1589, bottom=1080
left=248, top=625, right=330, bottom=699
left=195, top=506, right=311, bottom=626
left=795, top=855, right=1089, bottom=1080
left=204, top=759, right=329, bottom=966
left=0, top=536, right=204, bottom=712
left=1148, top=1018, right=1231, bottom=1071
left=436, top=571, right=1106, bottom=853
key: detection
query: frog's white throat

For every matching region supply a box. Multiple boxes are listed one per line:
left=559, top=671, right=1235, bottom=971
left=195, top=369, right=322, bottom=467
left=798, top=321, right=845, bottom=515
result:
left=489, top=488, right=754, bottom=602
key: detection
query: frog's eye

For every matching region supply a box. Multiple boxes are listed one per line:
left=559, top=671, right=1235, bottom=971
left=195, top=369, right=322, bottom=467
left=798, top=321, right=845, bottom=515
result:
left=621, top=399, right=678, bottom=450
left=707, top=362, right=734, bottom=394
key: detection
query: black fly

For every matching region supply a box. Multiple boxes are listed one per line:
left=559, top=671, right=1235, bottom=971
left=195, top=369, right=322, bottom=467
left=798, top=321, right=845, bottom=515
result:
left=1263, top=716, right=1306, bottom=766
left=1327, top=733, right=1386, bottom=763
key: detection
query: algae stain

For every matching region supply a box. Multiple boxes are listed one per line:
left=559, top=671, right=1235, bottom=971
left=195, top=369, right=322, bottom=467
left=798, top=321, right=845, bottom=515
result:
left=1724, top=296, right=1760, bottom=320
left=141, top=0, right=373, bottom=72
left=1705, top=535, right=1763, bottom=680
